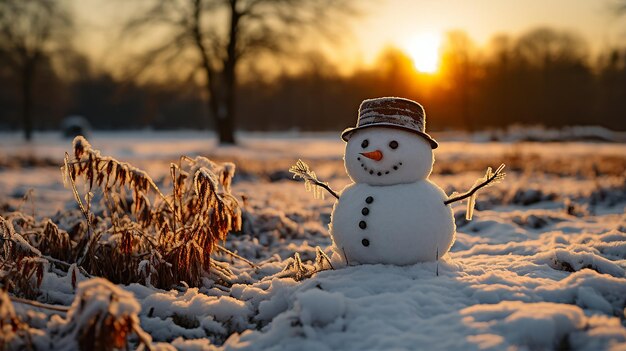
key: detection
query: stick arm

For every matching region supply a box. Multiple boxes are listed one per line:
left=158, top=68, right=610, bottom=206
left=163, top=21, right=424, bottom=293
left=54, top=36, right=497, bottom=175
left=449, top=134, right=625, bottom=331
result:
left=444, top=164, right=506, bottom=205
left=289, top=159, right=340, bottom=200
left=308, top=178, right=339, bottom=199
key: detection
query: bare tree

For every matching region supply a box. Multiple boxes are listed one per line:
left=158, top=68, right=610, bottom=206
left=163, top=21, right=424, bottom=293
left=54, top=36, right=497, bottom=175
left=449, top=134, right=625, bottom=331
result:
left=0, top=0, right=72, bottom=141
left=125, top=0, right=356, bottom=145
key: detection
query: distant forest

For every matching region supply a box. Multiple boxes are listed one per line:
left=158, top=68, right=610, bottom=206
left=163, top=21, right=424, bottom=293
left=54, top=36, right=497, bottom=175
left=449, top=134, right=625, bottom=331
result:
left=1, top=27, right=625, bottom=133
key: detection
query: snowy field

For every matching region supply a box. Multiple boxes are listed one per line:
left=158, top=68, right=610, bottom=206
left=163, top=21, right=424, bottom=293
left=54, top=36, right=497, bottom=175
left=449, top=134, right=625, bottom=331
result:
left=1, top=131, right=626, bottom=350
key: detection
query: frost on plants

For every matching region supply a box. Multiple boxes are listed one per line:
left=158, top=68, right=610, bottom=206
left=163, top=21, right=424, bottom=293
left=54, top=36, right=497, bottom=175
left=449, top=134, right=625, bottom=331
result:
left=1, top=136, right=242, bottom=292
left=51, top=278, right=154, bottom=351
left=0, top=217, right=49, bottom=299
left=61, top=136, right=241, bottom=288
left=0, top=288, right=34, bottom=350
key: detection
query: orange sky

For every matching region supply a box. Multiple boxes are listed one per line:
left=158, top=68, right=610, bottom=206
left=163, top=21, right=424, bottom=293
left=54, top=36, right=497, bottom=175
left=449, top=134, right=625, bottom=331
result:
left=351, top=0, right=623, bottom=62
left=72, top=0, right=625, bottom=74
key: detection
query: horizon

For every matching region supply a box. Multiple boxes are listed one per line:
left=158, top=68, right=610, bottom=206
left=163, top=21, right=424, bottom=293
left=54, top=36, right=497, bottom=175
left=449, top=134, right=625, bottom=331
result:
left=72, top=0, right=626, bottom=76
left=2, top=0, right=625, bottom=135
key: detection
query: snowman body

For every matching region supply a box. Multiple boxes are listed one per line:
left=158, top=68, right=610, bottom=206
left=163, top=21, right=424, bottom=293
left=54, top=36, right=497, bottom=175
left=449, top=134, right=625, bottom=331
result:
left=331, top=181, right=455, bottom=265
left=329, top=123, right=456, bottom=265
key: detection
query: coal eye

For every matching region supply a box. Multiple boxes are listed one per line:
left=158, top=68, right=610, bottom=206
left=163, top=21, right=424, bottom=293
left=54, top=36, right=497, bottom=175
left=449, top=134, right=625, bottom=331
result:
left=389, top=140, right=399, bottom=149
left=361, top=139, right=369, bottom=148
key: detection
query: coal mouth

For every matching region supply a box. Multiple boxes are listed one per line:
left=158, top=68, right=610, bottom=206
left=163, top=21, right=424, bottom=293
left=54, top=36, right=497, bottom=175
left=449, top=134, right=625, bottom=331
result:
left=357, top=156, right=403, bottom=177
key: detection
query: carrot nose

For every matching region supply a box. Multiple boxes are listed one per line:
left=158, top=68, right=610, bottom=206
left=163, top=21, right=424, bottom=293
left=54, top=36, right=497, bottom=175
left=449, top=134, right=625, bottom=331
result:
left=360, top=150, right=383, bottom=161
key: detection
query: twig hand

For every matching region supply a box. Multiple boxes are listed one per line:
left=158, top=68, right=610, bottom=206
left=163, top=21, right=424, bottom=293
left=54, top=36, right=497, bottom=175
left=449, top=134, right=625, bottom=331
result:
left=289, top=159, right=339, bottom=200
left=444, top=164, right=506, bottom=217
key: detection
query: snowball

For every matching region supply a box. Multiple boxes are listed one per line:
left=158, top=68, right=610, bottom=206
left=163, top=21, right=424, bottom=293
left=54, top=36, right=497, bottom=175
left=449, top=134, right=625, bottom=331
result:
left=330, top=181, right=455, bottom=265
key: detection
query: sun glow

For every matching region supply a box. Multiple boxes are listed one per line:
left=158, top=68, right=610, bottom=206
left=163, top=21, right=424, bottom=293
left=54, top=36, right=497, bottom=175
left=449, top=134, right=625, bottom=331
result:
left=404, top=33, right=442, bottom=74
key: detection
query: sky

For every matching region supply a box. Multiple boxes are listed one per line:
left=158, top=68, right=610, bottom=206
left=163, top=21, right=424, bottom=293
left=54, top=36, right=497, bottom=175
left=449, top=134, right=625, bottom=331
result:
left=72, top=0, right=626, bottom=73
left=344, top=0, right=625, bottom=68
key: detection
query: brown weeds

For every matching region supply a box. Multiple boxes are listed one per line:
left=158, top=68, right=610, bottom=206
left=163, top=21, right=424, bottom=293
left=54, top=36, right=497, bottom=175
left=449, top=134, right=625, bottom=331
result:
left=1, top=136, right=242, bottom=292
left=0, top=288, right=36, bottom=351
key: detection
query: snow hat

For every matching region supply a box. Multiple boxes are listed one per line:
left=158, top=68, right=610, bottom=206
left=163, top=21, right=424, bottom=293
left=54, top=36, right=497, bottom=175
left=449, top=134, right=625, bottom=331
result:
left=341, top=97, right=438, bottom=149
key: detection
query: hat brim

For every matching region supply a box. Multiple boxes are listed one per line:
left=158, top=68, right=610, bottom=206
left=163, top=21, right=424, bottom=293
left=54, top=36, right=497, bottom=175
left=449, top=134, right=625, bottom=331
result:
left=341, top=123, right=438, bottom=149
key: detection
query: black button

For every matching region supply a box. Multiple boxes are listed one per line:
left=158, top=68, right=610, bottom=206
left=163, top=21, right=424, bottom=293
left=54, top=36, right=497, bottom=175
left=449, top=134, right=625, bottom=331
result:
left=361, top=207, right=369, bottom=215
left=359, top=221, right=367, bottom=229
left=377, top=172, right=382, bottom=176
left=362, top=239, right=370, bottom=247
left=365, top=196, right=373, bottom=204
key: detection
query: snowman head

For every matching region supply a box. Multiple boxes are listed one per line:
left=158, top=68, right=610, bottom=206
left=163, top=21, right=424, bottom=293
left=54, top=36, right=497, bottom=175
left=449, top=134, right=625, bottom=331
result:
left=344, top=127, right=434, bottom=185
left=341, top=97, right=438, bottom=185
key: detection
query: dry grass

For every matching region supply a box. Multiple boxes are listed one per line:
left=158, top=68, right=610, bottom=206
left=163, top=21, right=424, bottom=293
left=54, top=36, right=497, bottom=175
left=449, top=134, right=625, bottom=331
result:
left=0, top=288, right=36, bottom=351
left=1, top=136, right=242, bottom=293
left=54, top=278, right=156, bottom=351
left=2, top=278, right=162, bottom=351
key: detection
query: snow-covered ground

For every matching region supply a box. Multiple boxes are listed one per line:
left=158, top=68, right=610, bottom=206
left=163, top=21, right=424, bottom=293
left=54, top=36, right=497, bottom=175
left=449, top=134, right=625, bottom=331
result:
left=1, top=131, right=625, bottom=350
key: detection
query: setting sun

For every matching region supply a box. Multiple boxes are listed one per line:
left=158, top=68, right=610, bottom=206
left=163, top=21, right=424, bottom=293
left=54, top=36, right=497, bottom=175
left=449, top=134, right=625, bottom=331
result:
left=404, top=33, right=442, bottom=74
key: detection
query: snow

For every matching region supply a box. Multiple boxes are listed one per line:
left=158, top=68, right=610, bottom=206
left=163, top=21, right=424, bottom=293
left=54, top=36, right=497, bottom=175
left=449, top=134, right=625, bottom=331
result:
left=1, top=130, right=625, bottom=350
left=65, top=277, right=141, bottom=325
left=223, top=262, right=626, bottom=350
left=127, top=285, right=251, bottom=342
left=461, top=301, right=586, bottom=349
left=295, top=289, right=347, bottom=327
left=46, top=278, right=145, bottom=351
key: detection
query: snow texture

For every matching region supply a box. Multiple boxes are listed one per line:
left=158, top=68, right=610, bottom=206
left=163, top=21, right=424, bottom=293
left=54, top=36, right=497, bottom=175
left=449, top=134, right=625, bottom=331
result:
left=1, top=130, right=625, bottom=350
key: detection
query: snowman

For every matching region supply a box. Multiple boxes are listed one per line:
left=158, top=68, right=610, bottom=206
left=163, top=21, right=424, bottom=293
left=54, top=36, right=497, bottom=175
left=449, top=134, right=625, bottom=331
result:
left=291, top=97, right=504, bottom=266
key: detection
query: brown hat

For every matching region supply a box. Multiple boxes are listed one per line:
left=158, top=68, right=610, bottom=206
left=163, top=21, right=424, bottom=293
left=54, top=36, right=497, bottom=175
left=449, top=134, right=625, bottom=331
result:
left=341, top=97, right=438, bottom=149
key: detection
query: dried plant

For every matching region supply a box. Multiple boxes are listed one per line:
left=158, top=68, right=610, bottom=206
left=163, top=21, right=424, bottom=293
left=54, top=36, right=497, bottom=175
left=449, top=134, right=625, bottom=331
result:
left=6, top=257, right=48, bottom=299
left=61, top=136, right=242, bottom=288
left=279, top=252, right=309, bottom=281
left=1, top=277, right=167, bottom=351
left=0, top=217, right=48, bottom=299
left=39, top=220, right=73, bottom=262
left=53, top=278, right=153, bottom=351
left=0, top=288, right=35, bottom=351
left=1, top=136, right=243, bottom=293
left=274, top=247, right=334, bottom=282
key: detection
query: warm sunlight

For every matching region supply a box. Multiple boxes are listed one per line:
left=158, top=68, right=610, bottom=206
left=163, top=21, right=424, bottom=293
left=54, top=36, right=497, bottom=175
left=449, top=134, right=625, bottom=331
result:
left=404, top=33, right=442, bottom=74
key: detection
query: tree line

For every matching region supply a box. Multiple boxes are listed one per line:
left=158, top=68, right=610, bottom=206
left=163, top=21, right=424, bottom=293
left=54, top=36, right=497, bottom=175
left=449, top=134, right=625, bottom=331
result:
left=0, top=1, right=625, bottom=143
left=237, top=28, right=626, bottom=133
